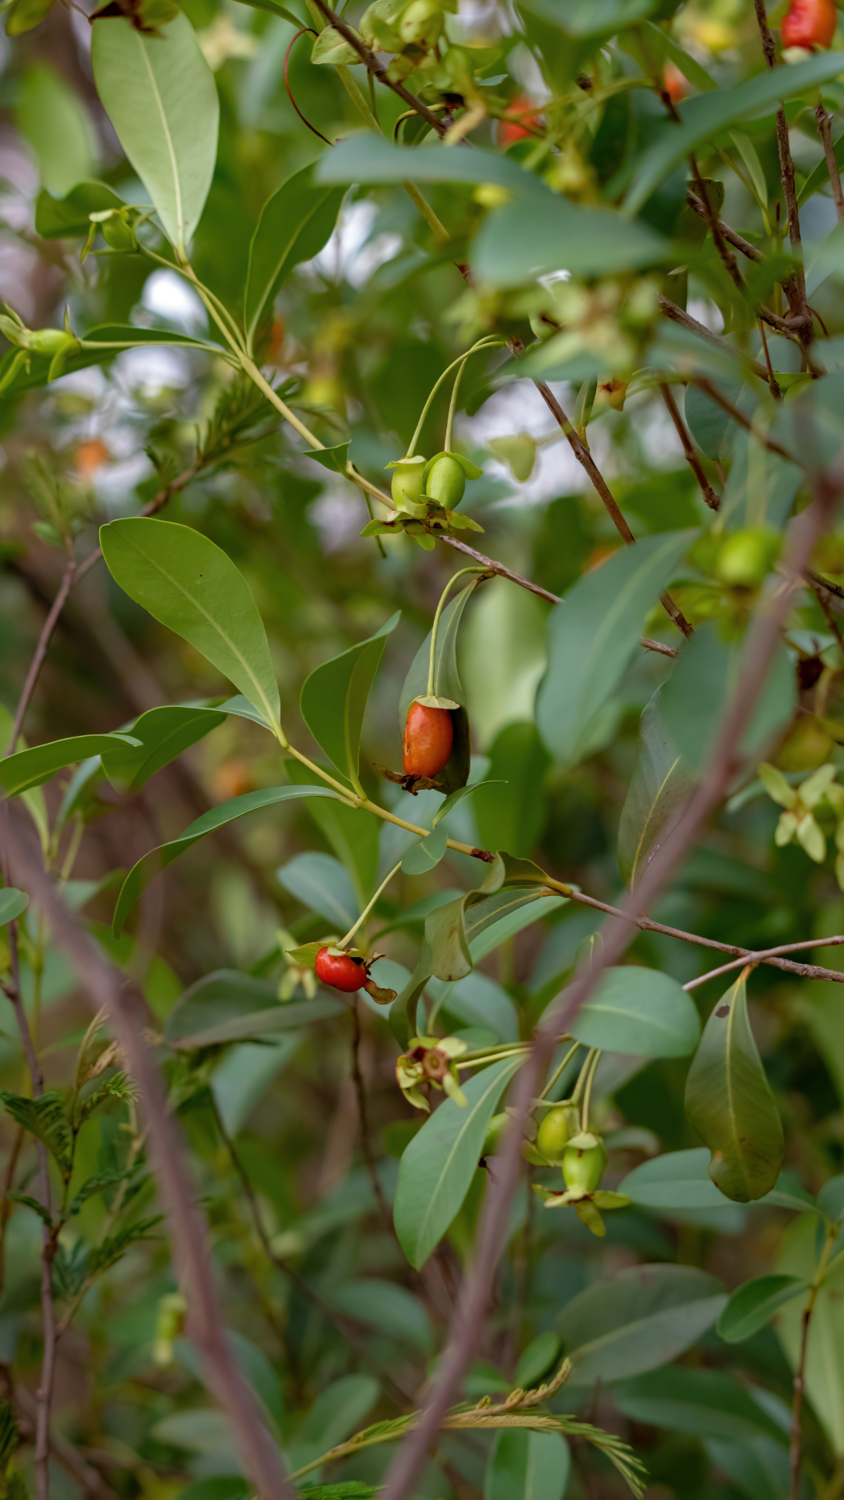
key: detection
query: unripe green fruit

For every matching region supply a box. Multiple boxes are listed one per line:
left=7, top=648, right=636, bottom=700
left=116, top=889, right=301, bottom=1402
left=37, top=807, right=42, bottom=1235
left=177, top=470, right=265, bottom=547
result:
left=426, top=454, right=466, bottom=508
left=31, top=329, right=72, bottom=355
left=391, top=457, right=426, bottom=507
left=102, top=216, right=137, bottom=251
left=716, top=528, right=781, bottom=587
left=562, top=1140, right=607, bottom=1193
left=481, top=1112, right=508, bottom=1158
left=535, top=1104, right=578, bottom=1164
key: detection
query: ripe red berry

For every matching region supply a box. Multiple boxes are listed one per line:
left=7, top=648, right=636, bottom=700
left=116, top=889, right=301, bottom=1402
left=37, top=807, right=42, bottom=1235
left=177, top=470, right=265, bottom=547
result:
left=781, top=0, right=837, bottom=48
left=663, top=61, right=688, bottom=103
left=402, top=702, right=454, bottom=779
left=315, top=947, right=367, bottom=992
left=498, top=94, right=543, bottom=147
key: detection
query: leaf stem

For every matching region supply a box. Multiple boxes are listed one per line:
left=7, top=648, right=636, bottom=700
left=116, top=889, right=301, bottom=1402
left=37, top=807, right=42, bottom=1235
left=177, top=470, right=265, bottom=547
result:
left=407, top=337, right=502, bottom=459
left=338, top=860, right=404, bottom=949
left=426, top=567, right=487, bottom=697
left=538, top=1042, right=581, bottom=1101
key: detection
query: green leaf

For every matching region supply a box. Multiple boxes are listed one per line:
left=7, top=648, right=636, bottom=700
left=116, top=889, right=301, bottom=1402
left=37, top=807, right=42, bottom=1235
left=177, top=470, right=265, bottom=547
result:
left=818, top=1174, right=844, bottom=1225
left=618, top=688, right=697, bottom=890
left=17, top=64, right=96, bottom=197
left=35, top=179, right=124, bottom=238
left=165, top=969, right=343, bottom=1048
left=685, top=973, right=785, bottom=1202
left=401, top=825, right=448, bottom=875
left=0, top=1090, right=72, bottom=1173
left=473, top=198, right=668, bottom=288
left=394, top=1054, right=523, bottom=1268
left=327, top=1279, right=435, bottom=1352
left=69, top=1169, right=133, bottom=1215
left=424, top=876, right=562, bottom=984
left=536, top=531, right=696, bottom=768
left=471, top=725, right=549, bottom=859
left=290, top=1375, right=379, bottom=1473
left=5, top=0, right=56, bottom=35
left=614, top=1367, right=787, bottom=1445
left=316, top=135, right=549, bottom=198
left=717, top=1274, right=808, bottom=1344
left=100, top=519, right=281, bottom=731
left=625, top=53, right=844, bottom=216
left=619, top=1148, right=820, bottom=1214
left=100, top=705, right=227, bottom=793
left=0, top=889, right=29, bottom=925
left=276, top=852, right=359, bottom=929
left=285, top=758, right=380, bottom=907
left=683, top=377, right=740, bottom=459
left=777, top=1213, right=844, bottom=1453
left=6, top=1191, right=53, bottom=1227
left=300, top=613, right=400, bottom=796
left=0, top=733, right=141, bottom=797
left=514, top=1331, right=561, bottom=1390
left=91, top=12, right=219, bottom=254
left=560, top=1264, right=726, bottom=1387
left=112, top=785, right=345, bottom=936
left=304, top=442, right=351, bottom=476
left=660, top=626, right=796, bottom=774
left=521, top=0, right=655, bottom=32
left=484, top=1430, right=570, bottom=1500
left=570, top=966, right=701, bottom=1058
left=244, top=166, right=345, bottom=354
left=705, top=1436, right=790, bottom=1500
left=431, top=778, right=506, bottom=827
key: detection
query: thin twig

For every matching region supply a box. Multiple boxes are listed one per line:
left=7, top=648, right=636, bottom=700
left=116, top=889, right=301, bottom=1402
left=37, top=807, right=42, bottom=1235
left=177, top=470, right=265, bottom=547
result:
left=14, top=1385, right=118, bottom=1500
left=683, top=933, right=844, bottom=990
left=5, top=819, right=298, bottom=1500
left=689, top=376, right=796, bottom=462
left=658, top=295, right=770, bottom=381
left=351, top=1001, right=393, bottom=1233
left=659, top=383, right=721, bottom=510
left=309, top=0, right=449, bottom=137
left=685, top=191, right=764, bottom=263
left=441, top=536, right=561, bottom=605
left=377, top=460, right=844, bottom=1500
left=10, top=558, right=75, bottom=747
left=690, top=156, right=745, bottom=292
left=816, top=99, right=844, bottom=224
left=808, top=577, right=844, bottom=659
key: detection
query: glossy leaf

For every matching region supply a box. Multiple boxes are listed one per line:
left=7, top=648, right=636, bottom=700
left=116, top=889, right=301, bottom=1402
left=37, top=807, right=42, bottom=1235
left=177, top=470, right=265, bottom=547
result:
left=35, top=180, right=124, bottom=238
left=113, top=785, right=344, bottom=936
left=166, top=968, right=342, bottom=1049
left=625, top=53, right=844, bottom=216
left=0, top=734, right=141, bottom=797
left=316, top=135, right=548, bottom=198
left=394, top=1054, right=523, bottom=1268
left=717, top=1274, right=808, bottom=1344
left=100, top=705, right=227, bottom=793
left=91, top=12, right=219, bottom=254
left=484, top=1430, right=569, bottom=1500
left=425, top=873, right=561, bottom=984
left=660, top=626, right=796, bottom=774
left=536, top=531, right=695, bottom=768
left=620, top=1148, right=820, bottom=1215
left=685, top=974, right=784, bottom=1202
left=560, top=1264, right=727, bottom=1387
left=100, top=519, right=281, bottom=731
left=614, top=1367, right=787, bottom=1445
left=618, top=688, right=696, bottom=890
left=244, top=166, right=345, bottom=354
left=300, top=613, right=400, bottom=796
left=570, top=966, right=700, bottom=1058
left=401, top=825, right=447, bottom=876
left=514, top=1331, right=561, bottom=1389
left=705, top=1436, right=790, bottom=1500
left=276, top=852, right=358, bottom=929
left=0, top=889, right=29, bottom=926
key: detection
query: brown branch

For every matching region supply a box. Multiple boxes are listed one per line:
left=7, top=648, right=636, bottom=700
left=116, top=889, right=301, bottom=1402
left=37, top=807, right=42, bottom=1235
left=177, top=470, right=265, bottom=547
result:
left=682, top=933, right=844, bottom=990
left=640, top=636, right=678, bottom=658
left=658, top=295, right=770, bottom=381
left=526, top=371, right=694, bottom=637
left=659, top=383, right=722, bottom=510
left=816, top=99, right=844, bottom=224
left=14, top=1385, right=118, bottom=1500
left=309, top=0, right=449, bottom=138
left=685, top=191, right=764, bottom=263
left=10, top=559, right=75, bottom=749
left=442, top=536, right=562, bottom=605
left=689, top=376, right=796, bottom=462
left=690, top=157, right=745, bottom=291
left=808, top=577, right=844, bottom=659
left=5, top=817, right=298, bottom=1500
left=378, top=462, right=843, bottom=1500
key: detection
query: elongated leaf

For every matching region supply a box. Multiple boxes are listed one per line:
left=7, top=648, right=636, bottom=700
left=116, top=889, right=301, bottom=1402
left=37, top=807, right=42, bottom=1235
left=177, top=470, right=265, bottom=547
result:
left=777, top=1214, right=844, bottom=1453
left=401, top=826, right=447, bottom=875
left=717, top=1274, right=808, bottom=1344
left=100, top=705, right=227, bottom=793
left=684, top=974, right=784, bottom=1202
left=618, top=688, right=696, bottom=890
left=660, top=625, right=796, bottom=774
left=100, top=519, right=281, bottom=731
left=473, top=197, right=667, bottom=288
left=560, top=1264, right=726, bottom=1387
left=276, top=852, right=358, bottom=929
left=614, top=1368, right=787, bottom=1445
left=684, top=377, right=740, bottom=459
left=91, top=12, right=219, bottom=254
left=0, top=733, right=141, bottom=797
left=394, top=1055, right=523, bottom=1268
left=113, top=785, right=344, bottom=936
left=625, top=53, right=844, bottom=216
left=620, top=1148, right=820, bottom=1215
left=425, top=874, right=560, bottom=984
left=301, top=613, right=399, bottom=796
left=705, top=1436, right=790, bottom=1500
left=570, top=966, right=700, bottom=1058
left=327, top=1280, right=434, bottom=1353
left=536, top=532, right=695, bottom=768
left=165, top=969, right=343, bottom=1049
left=316, top=135, right=549, bottom=198
left=0, top=889, right=29, bottom=925
left=484, top=1430, right=570, bottom=1500
left=244, top=166, right=345, bottom=353
left=0, top=324, right=220, bottom=402
left=35, top=179, right=124, bottom=238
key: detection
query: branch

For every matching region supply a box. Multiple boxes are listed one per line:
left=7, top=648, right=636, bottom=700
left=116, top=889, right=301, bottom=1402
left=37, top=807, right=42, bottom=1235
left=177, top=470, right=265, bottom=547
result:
left=10, top=559, right=75, bottom=749
left=659, top=383, right=721, bottom=511
left=816, top=100, right=844, bottom=224
left=689, top=375, right=796, bottom=462
left=5, top=816, right=298, bottom=1500
left=309, top=0, right=450, bottom=137
left=658, top=295, right=770, bottom=381
left=685, top=191, right=764, bottom=264
left=378, top=460, right=843, bottom=1500
left=14, top=1385, right=118, bottom=1500
left=682, top=933, right=844, bottom=990
left=689, top=157, right=745, bottom=292
left=441, top=535, right=561, bottom=605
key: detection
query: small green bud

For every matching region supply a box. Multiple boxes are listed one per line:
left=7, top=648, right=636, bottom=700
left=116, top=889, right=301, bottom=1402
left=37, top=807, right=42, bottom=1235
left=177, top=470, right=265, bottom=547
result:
left=562, top=1139, right=608, bottom=1193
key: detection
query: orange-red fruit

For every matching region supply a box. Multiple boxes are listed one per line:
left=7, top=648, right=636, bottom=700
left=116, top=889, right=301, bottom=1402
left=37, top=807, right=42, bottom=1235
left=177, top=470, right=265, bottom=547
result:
left=315, top=947, right=367, bottom=992
left=498, top=94, right=542, bottom=147
left=402, top=702, right=454, bottom=779
left=781, top=0, right=837, bottom=48
left=663, top=61, right=688, bottom=103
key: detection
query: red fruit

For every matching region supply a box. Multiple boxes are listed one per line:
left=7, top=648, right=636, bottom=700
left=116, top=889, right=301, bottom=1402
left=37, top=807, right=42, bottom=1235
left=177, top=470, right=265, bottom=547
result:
left=499, top=94, right=543, bottom=147
left=315, top=947, right=367, bottom=992
left=782, top=0, right=837, bottom=48
left=663, top=61, right=688, bottom=103
left=402, top=702, right=454, bottom=779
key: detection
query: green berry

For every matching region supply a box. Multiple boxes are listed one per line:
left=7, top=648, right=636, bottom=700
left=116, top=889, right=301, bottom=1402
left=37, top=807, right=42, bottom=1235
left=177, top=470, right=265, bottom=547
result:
left=535, top=1104, right=579, bottom=1164
left=562, top=1140, right=608, bottom=1193
left=425, top=454, right=466, bottom=508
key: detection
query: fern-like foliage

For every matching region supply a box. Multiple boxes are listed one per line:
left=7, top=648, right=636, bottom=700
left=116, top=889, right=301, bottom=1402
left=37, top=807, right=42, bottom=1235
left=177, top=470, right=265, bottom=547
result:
left=88, top=1214, right=164, bottom=1276
left=77, top=1072, right=136, bottom=1125
left=0, top=1091, right=72, bottom=1175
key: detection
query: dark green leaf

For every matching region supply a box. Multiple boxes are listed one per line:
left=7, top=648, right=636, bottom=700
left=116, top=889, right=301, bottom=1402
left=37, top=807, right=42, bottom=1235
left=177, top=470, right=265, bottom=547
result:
left=570, top=966, right=701, bottom=1058
left=560, top=1265, right=726, bottom=1387
left=484, top=1430, right=570, bottom=1500
left=89, top=1214, right=164, bottom=1275
left=683, top=378, right=740, bottom=459
left=471, top=724, right=549, bottom=858
left=660, top=626, right=796, bottom=774
left=244, top=166, right=345, bottom=354
left=316, top=136, right=548, bottom=197
left=100, top=705, right=227, bottom=793
left=100, top=519, right=281, bottom=731
left=300, top=613, right=400, bottom=796
left=473, top=199, right=668, bottom=289
left=618, top=688, right=696, bottom=890
left=614, top=1367, right=787, bottom=1444
left=276, top=852, right=358, bottom=929
left=69, top=1169, right=133, bottom=1215
left=401, top=825, right=447, bottom=875
left=684, top=974, right=785, bottom=1202
left=0, top=734, right=141, bottom=797
left=112, top=785, right=346, bottom=936
left=717, top=1274, right=808, bottom=1344
left=6, top=1191, right=53, bottom=1227
left=394, top=1054, right=523, bottom=1268
left=165, top=970, right=344, bottom=1049
left=619, top=1148, right=819, bottom=1214
left=0, top=889, right=29, bottom=925
left=35, top=180, right=124, bottom=238
left=285, top=758, right=380, bottom=907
